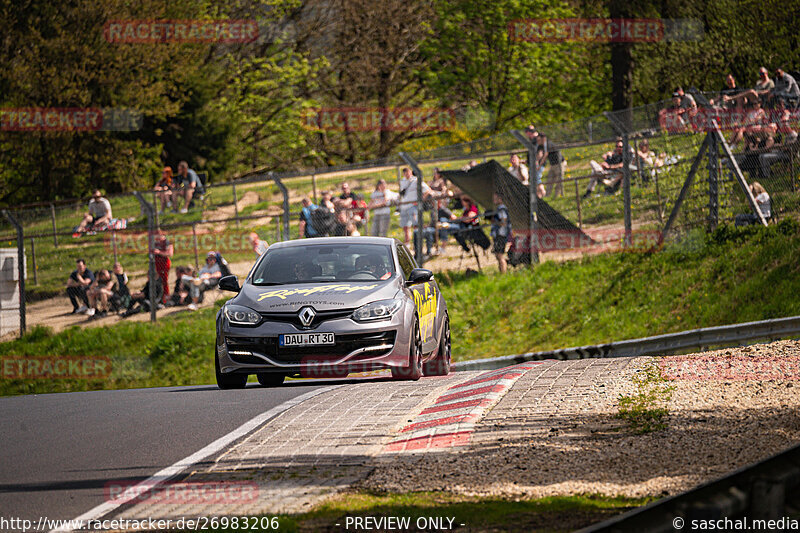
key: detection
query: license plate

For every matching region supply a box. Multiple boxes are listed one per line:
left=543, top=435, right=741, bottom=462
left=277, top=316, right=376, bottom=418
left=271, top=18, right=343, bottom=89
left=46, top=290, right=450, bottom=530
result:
left=279, top=332, right=335, bottom=347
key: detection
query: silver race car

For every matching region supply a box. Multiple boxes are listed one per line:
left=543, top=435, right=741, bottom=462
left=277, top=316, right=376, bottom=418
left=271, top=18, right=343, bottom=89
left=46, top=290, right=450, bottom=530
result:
left=214, top=236, right=451, bottom=388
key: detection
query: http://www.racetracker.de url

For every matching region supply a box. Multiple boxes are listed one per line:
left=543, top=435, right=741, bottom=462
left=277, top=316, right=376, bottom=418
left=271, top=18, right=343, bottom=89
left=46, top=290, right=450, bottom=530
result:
left=0, top=515, right=285, bottom=532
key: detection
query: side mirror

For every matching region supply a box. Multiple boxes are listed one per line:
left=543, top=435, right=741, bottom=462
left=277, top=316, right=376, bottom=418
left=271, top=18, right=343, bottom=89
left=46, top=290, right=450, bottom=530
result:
left=218, top=275, right=240, bottom=293
left=407, top=268, right=433, bottom=285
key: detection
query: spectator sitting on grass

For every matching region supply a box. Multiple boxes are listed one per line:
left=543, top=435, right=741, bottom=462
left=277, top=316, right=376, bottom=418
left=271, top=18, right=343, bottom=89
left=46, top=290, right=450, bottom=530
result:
left=66, top=258, right=95, bottom=314
left=507, top=153, right=529, bottom=186
left=770, top=68, right=800, bottom=107
left=75, top=190, right=112, bottom=234
left=86, top=269, right=116, bottom=319
left=122, top=275, right=164, bottom=317
left=166, top=265, right=198, bottom=307
left=583, top=139, right=628, bottom=198
left=110, top=262, right=130, bottom=313
left=199, top=252, right=223, bottom=289
left=735, top=182, right=771, bottom=226
left=154, top=167, right=173, bottom=213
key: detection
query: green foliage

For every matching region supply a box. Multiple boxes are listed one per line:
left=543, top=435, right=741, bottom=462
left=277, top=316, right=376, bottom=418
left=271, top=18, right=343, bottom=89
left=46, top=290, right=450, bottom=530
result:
left=616, top=361, right=675, bottom=434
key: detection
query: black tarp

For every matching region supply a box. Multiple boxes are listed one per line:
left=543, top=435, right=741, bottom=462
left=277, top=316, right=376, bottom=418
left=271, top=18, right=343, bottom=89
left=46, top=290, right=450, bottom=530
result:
left=440, top=160, right=593, bottom=246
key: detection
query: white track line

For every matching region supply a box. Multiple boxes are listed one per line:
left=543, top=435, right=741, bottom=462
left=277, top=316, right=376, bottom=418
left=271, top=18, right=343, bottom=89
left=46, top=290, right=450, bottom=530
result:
left=51, top=386, right=335, bottom=533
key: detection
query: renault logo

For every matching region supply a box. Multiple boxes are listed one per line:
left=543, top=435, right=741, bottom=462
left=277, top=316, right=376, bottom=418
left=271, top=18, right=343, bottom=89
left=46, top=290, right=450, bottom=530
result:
left=298, top=306, right=316, bottom=327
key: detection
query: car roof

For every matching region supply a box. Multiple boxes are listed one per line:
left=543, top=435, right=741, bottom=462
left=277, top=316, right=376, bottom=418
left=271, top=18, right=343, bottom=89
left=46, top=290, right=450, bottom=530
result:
left=268, top=236, right=400, bottom=249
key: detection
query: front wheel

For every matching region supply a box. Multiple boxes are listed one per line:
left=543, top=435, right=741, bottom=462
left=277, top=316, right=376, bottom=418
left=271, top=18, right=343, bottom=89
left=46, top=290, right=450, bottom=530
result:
left=257, top=373, right=286, bottom=387
left=215, top=346, right=248, bottom=390
left=392, top=318, right=422, bottom=381
left=423, top=314, right=451, bottom=376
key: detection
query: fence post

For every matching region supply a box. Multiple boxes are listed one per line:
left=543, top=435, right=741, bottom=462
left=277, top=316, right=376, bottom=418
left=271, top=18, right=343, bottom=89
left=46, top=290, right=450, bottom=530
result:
left=1, top=210, right=25, bottom=336
left=152, top=190, right=159, bottom=229
left=662, top=135, right=710, bottom=239
left=232, top=182, right=240, bottom=226
left=269, top=172, right=291, bottom=241
left=511, top=130, right=539, bottom=265
left=133, top=192, right=157, bottom=323
left=50, top=203, right=58, bottom=248
left=574, top=177, right=583, bottom=229
left=191, top=222, right=199, bottom=272
left=622, top=133, right=632, bottom=247
left=111, top=229, right=118, bottom=265
left=311, top=171, right=318, bottom=204
left=399, top=152, right=425, bottom=264
left=707, top=131, right=719, bottom=231
left=30, top=238, right=37, bottom=285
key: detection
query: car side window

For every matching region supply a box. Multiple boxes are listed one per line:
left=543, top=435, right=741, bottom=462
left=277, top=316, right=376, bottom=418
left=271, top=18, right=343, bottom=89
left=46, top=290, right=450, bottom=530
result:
left=396, top=245, right=415, bottom=279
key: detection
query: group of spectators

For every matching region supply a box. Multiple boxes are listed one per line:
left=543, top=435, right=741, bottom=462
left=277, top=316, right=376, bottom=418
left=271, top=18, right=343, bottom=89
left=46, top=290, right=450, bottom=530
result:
left=505, top=125, right=566, bottom=200
left=295, top=170, right=515, bottom=273
left=153, top=161, right=205, bottom=214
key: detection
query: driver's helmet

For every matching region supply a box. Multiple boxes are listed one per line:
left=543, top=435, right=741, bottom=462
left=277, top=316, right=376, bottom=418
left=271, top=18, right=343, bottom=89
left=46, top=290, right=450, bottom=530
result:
left=355, top=254, right=384, bottom=275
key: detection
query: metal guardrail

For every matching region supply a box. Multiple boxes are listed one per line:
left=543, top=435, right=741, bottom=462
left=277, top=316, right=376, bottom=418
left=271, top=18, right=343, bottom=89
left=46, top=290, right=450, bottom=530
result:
left=453, top=315, right=800, bottom=371
left=575, top=441, right=800, bottom=533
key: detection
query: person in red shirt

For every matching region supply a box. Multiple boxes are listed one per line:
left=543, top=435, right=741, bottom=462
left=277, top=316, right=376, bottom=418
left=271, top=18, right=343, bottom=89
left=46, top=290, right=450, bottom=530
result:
left=152, top=231, right=174, bottom=303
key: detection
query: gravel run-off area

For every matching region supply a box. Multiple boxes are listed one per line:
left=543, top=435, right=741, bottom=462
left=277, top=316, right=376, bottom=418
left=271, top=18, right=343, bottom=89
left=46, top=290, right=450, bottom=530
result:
left=360, top=340, right=800, bottom=500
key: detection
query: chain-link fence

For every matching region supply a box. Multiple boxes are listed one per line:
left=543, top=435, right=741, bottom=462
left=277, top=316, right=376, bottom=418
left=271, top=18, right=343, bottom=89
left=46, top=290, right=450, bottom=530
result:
left=3, top=92, right=798, bottom=333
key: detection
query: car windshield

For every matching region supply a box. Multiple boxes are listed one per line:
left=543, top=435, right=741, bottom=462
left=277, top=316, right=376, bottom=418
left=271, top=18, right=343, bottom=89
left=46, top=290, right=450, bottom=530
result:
left=251, top=243, right=395, bottom=284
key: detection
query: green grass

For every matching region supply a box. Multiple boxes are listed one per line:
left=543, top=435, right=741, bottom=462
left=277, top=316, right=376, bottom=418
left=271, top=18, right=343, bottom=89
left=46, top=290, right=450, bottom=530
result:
left=199, top=491, right=650, bottom=533
left=443, top=218, right=800, bottom=359
left=2, top=219, right=798, bottom=396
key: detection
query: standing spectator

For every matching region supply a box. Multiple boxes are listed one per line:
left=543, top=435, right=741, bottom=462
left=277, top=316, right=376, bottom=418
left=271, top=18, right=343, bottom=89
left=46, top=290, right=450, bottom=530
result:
left=311, top=192, right=337, bottom=237
left=659, top=93, right=688, bottom=132
left=368, top=179, right=397, bottom=237
left=152, top=231, right=173, bottom=303
left=544, top=135, right=567, bottom=197
left=735, top=182, right=771, bottom=226
left=507, top=154, right=529, bottom=185
left=86, top=269, right=116, bottom=318
left=771, top=68, right=800, bottom=106
left=398, top=167, right=432, bottom=247
left=298, top=197, right=319, bottom=238
left=174, top=161, right=204, bottom=213
left=154, top=167, right=174, bottom=213
left=75, top=190, right=112, bottom=234
left=535, top=134, right=548, bottom=187
left=65, top=259, right=95, bottom=314
left=490, top=193, right=511, bottom=273
left=674, top=86, right=696, bottom=109
left=249, top=232, right=269, bottom=257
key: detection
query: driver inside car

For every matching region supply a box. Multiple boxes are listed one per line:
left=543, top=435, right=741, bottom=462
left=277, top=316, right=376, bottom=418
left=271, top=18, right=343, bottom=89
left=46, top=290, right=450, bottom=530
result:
left=354, top=254, right=390, bottom=279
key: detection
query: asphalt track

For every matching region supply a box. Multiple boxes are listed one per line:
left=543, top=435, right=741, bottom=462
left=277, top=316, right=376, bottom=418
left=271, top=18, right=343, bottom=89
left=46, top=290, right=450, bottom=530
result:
left=0, top=381, right=340, bottom=527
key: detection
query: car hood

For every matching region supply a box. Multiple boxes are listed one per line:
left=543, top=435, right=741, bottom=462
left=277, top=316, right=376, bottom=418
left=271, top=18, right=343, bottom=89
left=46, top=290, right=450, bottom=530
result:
left=235, top=280, right=402, bottom=313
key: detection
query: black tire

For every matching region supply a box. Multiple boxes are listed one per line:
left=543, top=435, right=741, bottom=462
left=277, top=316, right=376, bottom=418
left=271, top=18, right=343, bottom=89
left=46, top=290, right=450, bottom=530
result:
left=257, top=373, right=286, bottom=387
left=215, top=346, right=248, bottom=390
left=392, top=318, right=423, bottom=381
left=423, top=314, right=451, bottom=377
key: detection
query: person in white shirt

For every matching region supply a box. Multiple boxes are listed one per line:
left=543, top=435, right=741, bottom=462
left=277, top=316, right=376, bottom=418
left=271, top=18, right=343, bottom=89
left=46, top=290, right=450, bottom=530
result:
left=76, top=190, right=113, bottom=232
left=507, top=154, right=529, bottom=185
left=249, top=232, right=269, bottom=257
left=735, top=182, right=771, bottom=226
left=398, top=167, right=432, bottom=247
left=368, top=179, right=398, bottom=237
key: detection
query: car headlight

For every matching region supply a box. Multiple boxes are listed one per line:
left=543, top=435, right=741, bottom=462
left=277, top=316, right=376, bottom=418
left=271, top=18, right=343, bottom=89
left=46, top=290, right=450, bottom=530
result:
left=352, top=299, right=403, bottom=322
left=224, top=304, right=261, bottom=325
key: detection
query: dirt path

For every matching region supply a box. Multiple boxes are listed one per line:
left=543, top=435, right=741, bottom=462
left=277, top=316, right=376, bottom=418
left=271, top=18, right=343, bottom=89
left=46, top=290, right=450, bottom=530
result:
left=15, top=259, right=256, bottom=338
